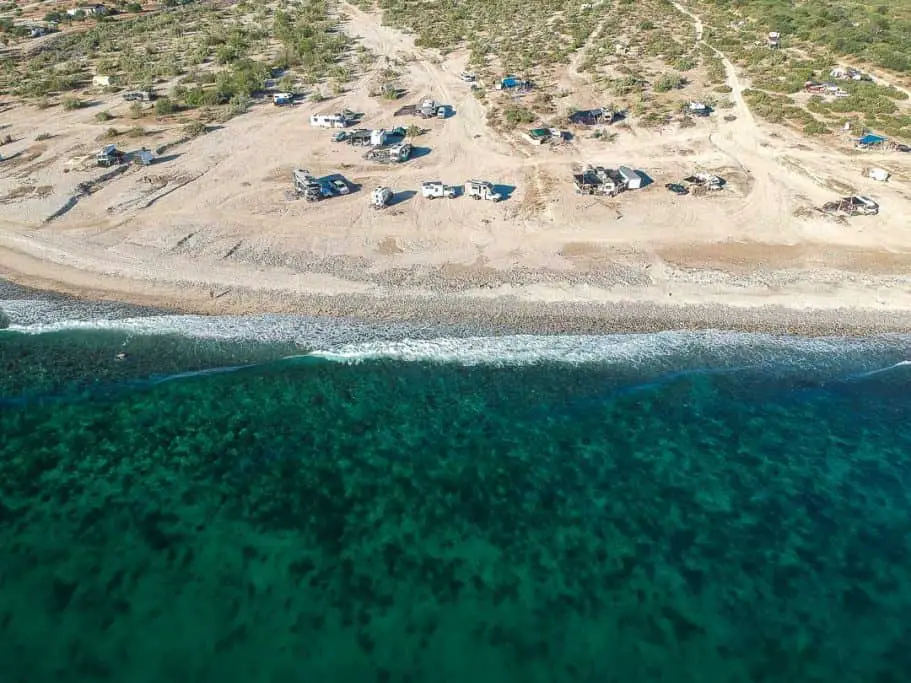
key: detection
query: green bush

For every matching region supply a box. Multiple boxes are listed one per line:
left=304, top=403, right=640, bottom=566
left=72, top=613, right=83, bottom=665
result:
left=61, top=96, right=85, bottom=111
left=654, top=72, right=685, bottom=92
left=95, top=110, right=114, bottom=122
left=155, top=97, right=176, bottom=116
left=183, top=120, right=208, bottom=137
left=803, top=119, right=829, bottom=135
left=502, top=105, right=536, bottom=126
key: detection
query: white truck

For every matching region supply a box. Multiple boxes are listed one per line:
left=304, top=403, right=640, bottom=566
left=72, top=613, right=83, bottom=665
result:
left=370, top=186, right=393, bottom=209
left=465, top=179, right=502, bottom=202
left=421, top=181, right=456, bottom=199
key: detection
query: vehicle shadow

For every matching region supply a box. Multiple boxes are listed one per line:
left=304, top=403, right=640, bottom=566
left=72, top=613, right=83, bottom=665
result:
left=388, top=189, right=417, bottom=206
left=493, top=184, right=516, bottom=200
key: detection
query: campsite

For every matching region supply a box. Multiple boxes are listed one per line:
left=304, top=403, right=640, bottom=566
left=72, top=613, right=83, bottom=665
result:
left=0, top=0, right=909, bottom=315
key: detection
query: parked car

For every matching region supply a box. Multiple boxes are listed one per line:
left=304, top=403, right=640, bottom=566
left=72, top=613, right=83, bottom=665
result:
left=665, top=183, right=689, bottom=195
left=330, top=178, right=350, bottom=195
left=332, top=131, right=349, bottom=142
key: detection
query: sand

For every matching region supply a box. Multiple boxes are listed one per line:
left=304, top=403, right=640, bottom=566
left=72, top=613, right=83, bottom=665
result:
left=1, top=3, right=911, bottom=333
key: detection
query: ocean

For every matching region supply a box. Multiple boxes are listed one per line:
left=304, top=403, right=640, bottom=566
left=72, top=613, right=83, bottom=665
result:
left=2, top=281, right=911, bottom=683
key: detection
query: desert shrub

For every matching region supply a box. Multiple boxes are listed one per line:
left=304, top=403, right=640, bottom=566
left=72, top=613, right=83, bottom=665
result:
left=673, top=57, right=697, bottom=72
left=803, top=119, right=829, bottom=135
left=654, top=72, right=685, bottom=92
left=95, top=110, right=114, bottom=122
left=183, top=120, right=207, bottom=137
left=502, top=105, right=536, bottom=126
left=61, top=96, right=85, bottom=111
left=155, top=97, right=176, bottom=116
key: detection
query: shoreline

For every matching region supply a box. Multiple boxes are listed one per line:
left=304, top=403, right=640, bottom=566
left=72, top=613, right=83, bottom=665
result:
left=5, top=268, right=911, bottom=338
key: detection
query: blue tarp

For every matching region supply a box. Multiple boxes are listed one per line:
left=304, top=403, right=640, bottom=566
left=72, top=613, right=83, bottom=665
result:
left=858, top=134, right=886, bottom=145
left=501, top=77, right=520, bottom=88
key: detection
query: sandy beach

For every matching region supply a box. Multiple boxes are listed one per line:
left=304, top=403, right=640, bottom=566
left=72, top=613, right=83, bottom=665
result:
left=2, top=3, right=911, bottom=334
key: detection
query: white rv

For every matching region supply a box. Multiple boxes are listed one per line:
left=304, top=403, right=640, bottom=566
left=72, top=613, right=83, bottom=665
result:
left=421, top=181, right=456, bottom=199
left=371, top=186, right=393, bottom=209
left=309, top=113, right=348, bottom=129
left=618, top=166, right=642, bottom=190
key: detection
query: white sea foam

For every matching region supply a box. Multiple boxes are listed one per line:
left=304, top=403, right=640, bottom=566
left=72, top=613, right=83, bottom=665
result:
left=308, top=332, right=911, bottom=376
left=3, top=297, right=910, bottom=372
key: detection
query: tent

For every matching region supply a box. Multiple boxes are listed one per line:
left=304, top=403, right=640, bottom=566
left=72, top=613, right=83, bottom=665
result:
left=858, top=134, right=887, bottom=147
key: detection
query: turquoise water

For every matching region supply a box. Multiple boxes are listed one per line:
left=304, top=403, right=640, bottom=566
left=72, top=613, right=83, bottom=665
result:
left=2, top=294, right=911, bottom=682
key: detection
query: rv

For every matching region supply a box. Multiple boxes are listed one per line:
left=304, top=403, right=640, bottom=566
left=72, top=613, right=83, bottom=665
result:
left=465, top=179, right=501, bottom=202
left=309, top=113, right=349, bottom=129
left=370, top=128, right=391, bottom=146
left=822, top=195, right=879, bottom=216
left=421, top=181, right=456, bottom=199
left=96, top=144, right=124, bottom=167
left=292, top=169, right=329, bottom=202
left=364, top=143, right=412, bottom=164
left=123, top=90, right=154, bottom=102
left=618, top=166, right=642, bottom=190
left=370, top=186, right=392, bottom=209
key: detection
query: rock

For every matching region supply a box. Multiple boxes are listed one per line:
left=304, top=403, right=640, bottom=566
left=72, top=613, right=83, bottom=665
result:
left=0, top=308, right=8, bottom=329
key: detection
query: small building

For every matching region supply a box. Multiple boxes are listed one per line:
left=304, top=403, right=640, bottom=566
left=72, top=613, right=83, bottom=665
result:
left=272, top=92, right=292, bottom=105
left=522, top=128, right=552, bottom=145
left=618, top=166, right=642, bottom=189
left=687, top=101, right=710, bottom=116
left=767, top=32, right=781, bottom=48
left=309, top=112, right=349, bottom=129
left=92, top=75, right=113, bottom=88
left=88, top=4, right=109, bottom=15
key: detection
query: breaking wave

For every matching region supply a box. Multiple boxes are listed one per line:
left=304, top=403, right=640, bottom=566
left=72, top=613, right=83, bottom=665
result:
left=3, top=286, right=909, bottom=377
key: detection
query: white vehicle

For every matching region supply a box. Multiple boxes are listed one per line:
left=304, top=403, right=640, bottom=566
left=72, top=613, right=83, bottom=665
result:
left=330, top=178, right=350, bottom=195
left=309, top=113, right=349, bottom=129
left=371, top=186, right=392, bottom=209
left=465, top=179, right=502, bottom=202
left=370, top=128, right=390, bottom=146
left=421, top=181, right=456, bottom=199
left=459, top=71, right=476, bottom=83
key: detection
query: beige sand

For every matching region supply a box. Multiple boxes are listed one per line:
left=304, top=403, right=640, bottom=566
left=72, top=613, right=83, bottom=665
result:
left=1, top=3, right=911, bottom=330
